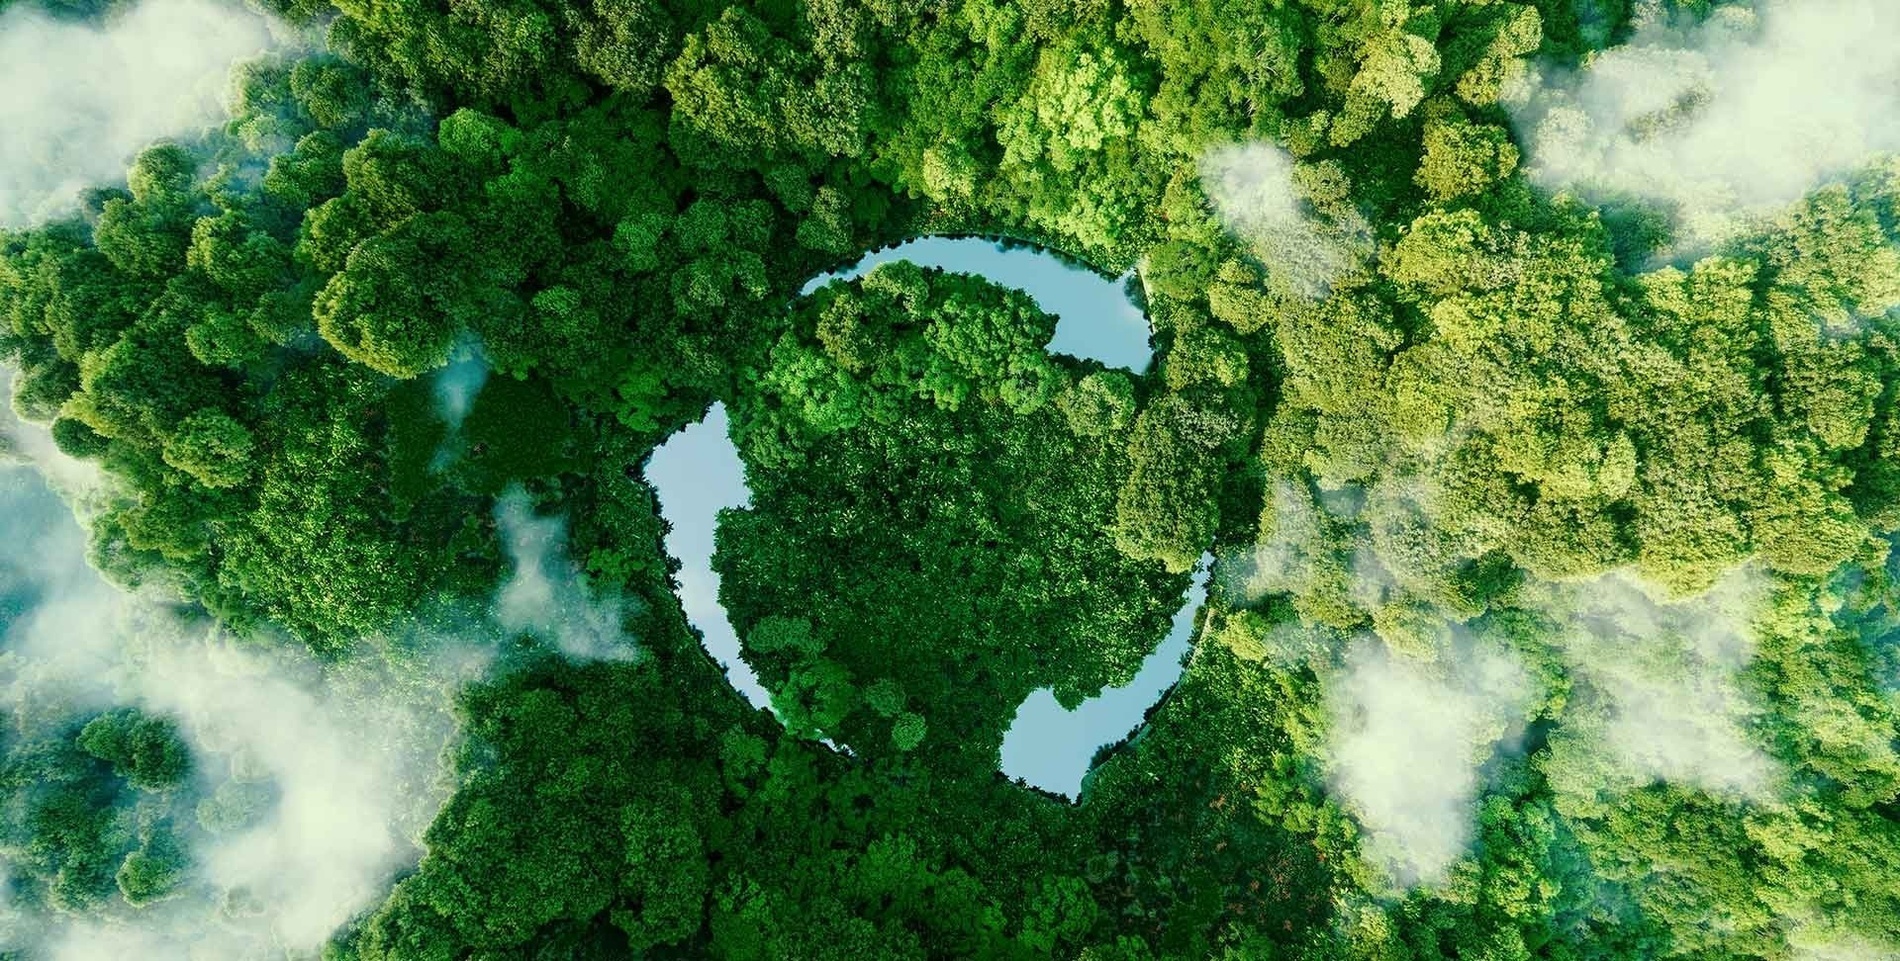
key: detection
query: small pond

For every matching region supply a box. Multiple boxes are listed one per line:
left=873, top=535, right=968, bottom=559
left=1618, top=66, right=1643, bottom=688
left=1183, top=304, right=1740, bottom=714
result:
left=648, top=238, right=1203, bottom=796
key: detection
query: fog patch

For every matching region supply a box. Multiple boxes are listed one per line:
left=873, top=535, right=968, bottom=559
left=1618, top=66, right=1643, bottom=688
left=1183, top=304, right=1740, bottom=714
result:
left=1230, top=475, right=1780, bottom=882
left=44, top=924, right=173, bottom=961
left=1199, top=142, right=1373, bottom=299
left=1538, top=569, right=1780, bottom=801
left=1223, top=481, right=1332, bottom=599
left=1, top=368, right=104, bottom=498
left=428, top=346, right=490, bottom=472
left=0, top=0, right=277, bottom=226
left=432, top=350, right=488, bottom=436
left=32, top=625, right=476, bottom=958
left=1509, top=0, right=1900, bottom=250
left=1325, top=635, right=1532, bottom=887
left=1787, top=931, right=1899, bottom=961
left=152, top=639, right=469, bottom=947
left=494, top=488, right=640, bottom=662
left=1220, top=477, right=1447, bottom=650
left=0, top=448, right=477, bottom=957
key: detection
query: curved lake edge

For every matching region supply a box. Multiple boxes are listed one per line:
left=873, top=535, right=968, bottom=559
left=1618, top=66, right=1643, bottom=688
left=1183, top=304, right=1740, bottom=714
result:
left=806, top=231, right=1134, bottom=292
left=1000, top=554, right=1216, bottom=799
left=803, top=235, right=1156, bottom=374
left=647, top=238, right=1205, bottom=799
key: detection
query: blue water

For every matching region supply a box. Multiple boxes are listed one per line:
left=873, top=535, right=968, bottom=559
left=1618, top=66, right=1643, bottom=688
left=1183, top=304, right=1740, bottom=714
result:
left=804, top=237, right=1153, bottom=372
left=643, top=403, right=772, bottom=713
left=999, top=556, right=1212, bottom=798
left=648, top=242, right=1202, bottom=795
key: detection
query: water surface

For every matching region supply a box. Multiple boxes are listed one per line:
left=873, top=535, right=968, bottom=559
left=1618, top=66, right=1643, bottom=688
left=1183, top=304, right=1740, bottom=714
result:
left=644, top=403, right=771, bottom=712
left=999, top=556, right=1213, bottom=798
left=805, top=236, right=1153, bottom=372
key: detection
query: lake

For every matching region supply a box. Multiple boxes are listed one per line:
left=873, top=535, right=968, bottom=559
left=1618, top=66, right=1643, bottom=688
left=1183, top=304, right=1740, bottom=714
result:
left=649, top=238, right=1202, bottom=797
left=643, top=402, right=770, bottom=712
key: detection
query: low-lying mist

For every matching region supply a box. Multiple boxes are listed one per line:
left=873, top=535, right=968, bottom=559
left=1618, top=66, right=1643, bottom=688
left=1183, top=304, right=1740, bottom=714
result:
left=0, top=388, right=494, bottom=957
left=1510, top=0, right=1900, bottom=250
left=1228, top=476, right=1786, bottom=887
left=0, top=0, right=278, bottom=226
left=1199, top=142, right=1373, bottom=299
left=1324, top=634, right=1532, bottom=888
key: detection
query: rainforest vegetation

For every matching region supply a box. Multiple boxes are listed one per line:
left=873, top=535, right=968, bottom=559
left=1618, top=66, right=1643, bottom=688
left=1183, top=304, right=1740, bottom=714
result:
left=3, top=0, right=1900, bottom=956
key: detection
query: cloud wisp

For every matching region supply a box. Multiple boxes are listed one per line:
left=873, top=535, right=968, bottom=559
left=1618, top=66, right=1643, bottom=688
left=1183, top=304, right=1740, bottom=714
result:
left=1509, top=0, right=1900, bottom=250
left=427, top=346, right=491, bottom=472
left=0, top=378, right=486, bottom=959
left=1539, top=569, right=1780, bottom=801
left=1224, top=475, right=1781, bottom=888
left=1199, top=142, right=1373, bottom=299
left=494, top=488, right=641, bottom=663
left=0, top=0, right=278, bottom=226
left=1325, top=635, right=1533, bottom=888
left=0, top=461, right=475, bottom=959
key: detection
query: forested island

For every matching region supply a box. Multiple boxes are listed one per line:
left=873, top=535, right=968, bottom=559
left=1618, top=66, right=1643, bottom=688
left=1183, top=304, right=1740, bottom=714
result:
left=2, top=0, right=1900, bottom=957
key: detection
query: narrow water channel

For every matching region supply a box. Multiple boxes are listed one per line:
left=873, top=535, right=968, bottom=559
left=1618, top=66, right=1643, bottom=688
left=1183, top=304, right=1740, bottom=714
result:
left=805, top=236, right=1154, bottom=372
left=643, top=403, right=772, bottom=712
left=1000, top=556, right=1213, bottom=798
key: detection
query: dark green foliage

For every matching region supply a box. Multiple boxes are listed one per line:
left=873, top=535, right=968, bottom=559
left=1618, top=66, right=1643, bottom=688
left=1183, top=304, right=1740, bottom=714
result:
left=78, top=709, right=190, bottom=791
left=312, top=210, right=480, bottom=377
left=0, top=708, right=197, bottom=914
left=116, top=826, right=189, bottom=905
left=717, top=267, right=1183, bottom=767
left=159, top=408, right=256, bottom=489
left=345, top=659, right=727, bottom=958
left=1112, top=392, right=1248, bottom=574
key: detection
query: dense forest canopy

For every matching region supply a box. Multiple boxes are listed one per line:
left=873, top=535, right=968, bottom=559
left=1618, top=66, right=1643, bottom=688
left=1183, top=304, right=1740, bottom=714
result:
left=2, top=0, right=1900, bottom=956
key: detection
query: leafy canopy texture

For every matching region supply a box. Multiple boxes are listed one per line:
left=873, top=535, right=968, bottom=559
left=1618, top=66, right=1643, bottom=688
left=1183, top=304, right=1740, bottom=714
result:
left=4, top=0, right=1900, bottom=958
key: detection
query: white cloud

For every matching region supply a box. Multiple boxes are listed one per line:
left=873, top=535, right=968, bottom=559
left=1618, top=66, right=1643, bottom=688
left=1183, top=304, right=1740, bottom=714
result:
left=1200, top=142, right=1371, bottom=298
left=1510, top=0, right=1900, bottom=249
left=1789, top=937, right=1897, bottom=961
left=0, top=0, right=276, bottom=226
left=427, top=347, right=490, bottom=472
left=1326, top=635, right=1532, bottom=887
left=494, top=487, right=640, bottom=662
left=1539, top=569, right=1780, bottom=801
left=153, top=640, right=462, bottom=948
left=432, top=351, right=489, bottom=436
left=0, top=367, right=104, bottom=498
left=1221, top=480, right=1339, bottom=603
left=0, top=415, right=477, bottom=958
